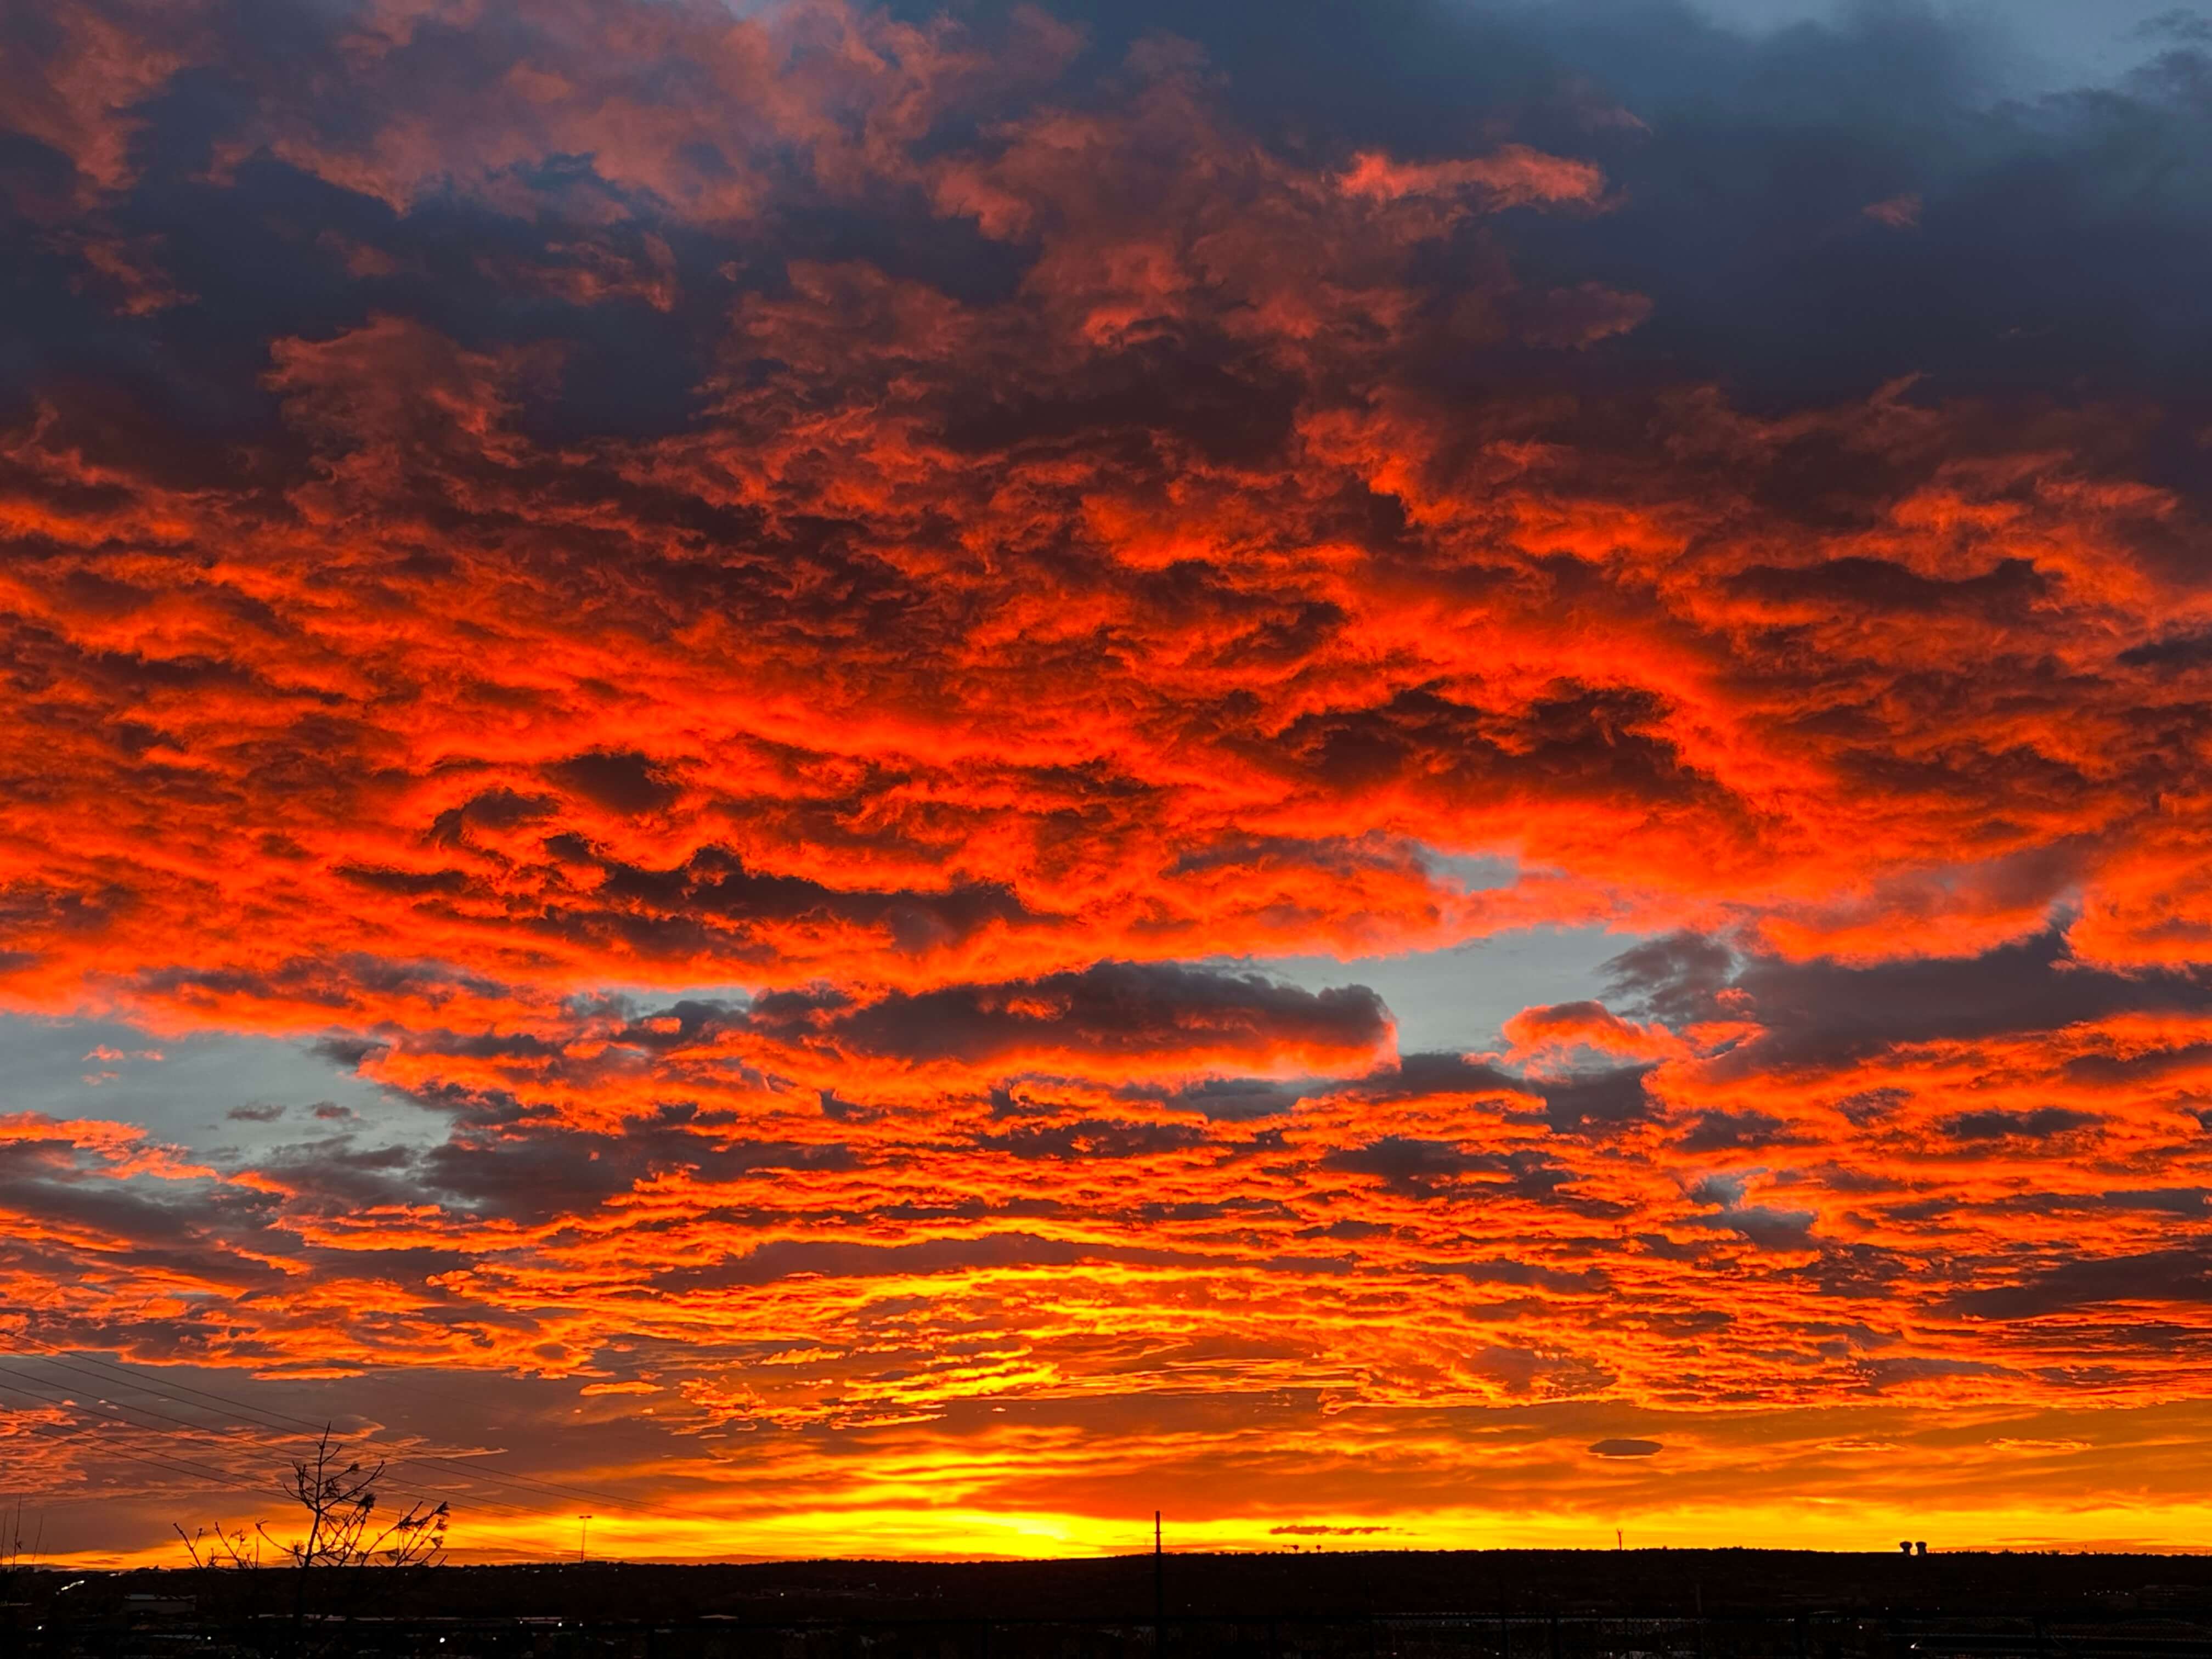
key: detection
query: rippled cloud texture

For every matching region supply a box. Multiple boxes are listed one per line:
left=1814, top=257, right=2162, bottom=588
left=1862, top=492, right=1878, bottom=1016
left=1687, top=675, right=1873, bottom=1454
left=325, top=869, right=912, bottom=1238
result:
left=4, top=0, right=2212, bottom=1562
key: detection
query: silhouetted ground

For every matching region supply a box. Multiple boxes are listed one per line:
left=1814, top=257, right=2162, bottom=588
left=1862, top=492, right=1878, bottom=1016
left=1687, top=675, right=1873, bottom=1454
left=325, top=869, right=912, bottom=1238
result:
left=9, top=1551, right=2212, bottom=1657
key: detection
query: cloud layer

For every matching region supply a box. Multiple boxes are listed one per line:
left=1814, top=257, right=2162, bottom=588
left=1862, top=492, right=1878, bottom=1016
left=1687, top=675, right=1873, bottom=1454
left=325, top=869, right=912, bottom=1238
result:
left=3, top=0, right=2212, bottom=1561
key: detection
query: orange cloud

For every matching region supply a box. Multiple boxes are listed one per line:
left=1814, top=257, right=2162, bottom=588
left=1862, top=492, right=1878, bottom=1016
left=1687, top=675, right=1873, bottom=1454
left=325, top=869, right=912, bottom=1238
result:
left=3, top=0, right=2211, bottom=1567
left=1335, top=145, right=1607, bottom=208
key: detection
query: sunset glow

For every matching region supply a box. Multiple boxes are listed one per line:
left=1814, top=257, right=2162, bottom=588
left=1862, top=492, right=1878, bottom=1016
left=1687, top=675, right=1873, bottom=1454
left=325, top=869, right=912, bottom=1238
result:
left=4, top=0, right=2212, bottom=1565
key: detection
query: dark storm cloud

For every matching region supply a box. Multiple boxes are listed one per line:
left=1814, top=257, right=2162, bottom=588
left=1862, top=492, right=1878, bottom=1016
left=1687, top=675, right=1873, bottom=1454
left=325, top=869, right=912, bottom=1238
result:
left=1278, top=684, right=1718, bottom=808
left=1137, top=1076, right=1316, bottom=1121
left=1534, top=1065, right=1655, bottom=1132
left=1324, top=1050, right=1651, bottom=1136
left=1613, top=928, right=2212, bottom=1074
left=1859, top=1356, right=2015, bottom=1389
left=1588, top=1436, right=1662, bottom=1457
left=975, top=1118, right=1211, bottom=1160
left=1996, top=1188, right=2210, bottom=1217
left=543, top=752, right=683, bottom=816
left=1320, top=1136, right=1606, bottom=1208
left=1948, top=1246, right=2212, bottom=1319
left=1940, top=1106, right=2100, bottom=1141
left=573, top=845, right=1040, bottom=960
left=1420, top=1257, right=1612, bottom=1293
left=793, top=962, right=1391, bottom=1066
left=906, top=0, right=2212, bottom=450
left=601, top=962, right=1391, bottom=1074
left=1678, top=1109, right=1795, bottom=1151
left=236, top=1111, right=862, bottom=1229
left=3, top=0, right=2202, bottom=477
left=1603, top=932, right=1739, bottom=1026
left=1348, top=1052, right=1529, bottom=1099
left=1513, top=4, right=2212, bottom=433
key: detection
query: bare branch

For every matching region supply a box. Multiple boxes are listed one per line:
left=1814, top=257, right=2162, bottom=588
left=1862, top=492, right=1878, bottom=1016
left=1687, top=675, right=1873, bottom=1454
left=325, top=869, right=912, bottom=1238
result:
left=173, top=1520, right=257, bottom=1570
left=177, top=1426, right=452, bottom=1582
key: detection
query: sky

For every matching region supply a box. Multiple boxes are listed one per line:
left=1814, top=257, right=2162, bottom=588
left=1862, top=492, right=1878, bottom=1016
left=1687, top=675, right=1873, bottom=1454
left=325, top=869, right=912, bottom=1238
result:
left=2, top=0, right=2211, bottom=1566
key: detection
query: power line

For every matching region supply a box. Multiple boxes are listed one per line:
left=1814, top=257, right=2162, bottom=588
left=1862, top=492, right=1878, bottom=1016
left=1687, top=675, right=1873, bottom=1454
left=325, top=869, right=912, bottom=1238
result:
left=6, top=1342, right=712, bottom=1526
left=22, top=1351, right=329, bottom=1434
left=0, top=1399, right=281, bottom=1498
left=4, top=1344, right=711, bottom=1528
left=0, top=1361, right=280, bottom=1444
left=0, top=1370, right=542, bottom=1522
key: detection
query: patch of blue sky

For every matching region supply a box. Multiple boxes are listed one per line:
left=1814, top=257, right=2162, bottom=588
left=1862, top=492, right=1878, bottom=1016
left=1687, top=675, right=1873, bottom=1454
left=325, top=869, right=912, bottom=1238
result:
left=1223, top=924, right=1638, bottom=1057
left=1216, top=848, right=1641, bottom=1056
left=0, top=1011, right=432, bottom=1162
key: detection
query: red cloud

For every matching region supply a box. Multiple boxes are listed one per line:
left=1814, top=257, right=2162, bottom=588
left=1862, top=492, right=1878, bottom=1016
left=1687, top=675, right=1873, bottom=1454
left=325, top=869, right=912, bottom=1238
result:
left=1502, top=1000, right=1689, bottom=1068
left=1335, top=145, right=1607, bottom=208
left=3, top=0, right=2211, bottom=1565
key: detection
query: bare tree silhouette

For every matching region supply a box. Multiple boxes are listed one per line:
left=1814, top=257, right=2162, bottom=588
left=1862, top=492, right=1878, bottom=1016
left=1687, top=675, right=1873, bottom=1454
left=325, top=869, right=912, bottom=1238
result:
left=173, top=1520, right=260, bottom=1569
left=176, top=1427, right=448, bottom=1573
left=265, top=1427, right=449, bottom=1573
left=174, top=1426, right=449, bottom=1652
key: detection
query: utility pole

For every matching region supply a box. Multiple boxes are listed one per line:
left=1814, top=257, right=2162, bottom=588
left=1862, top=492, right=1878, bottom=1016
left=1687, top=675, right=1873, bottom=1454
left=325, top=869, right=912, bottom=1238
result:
left=579, top=1514, right=591, bottom=1564
left=1154, top=1511, right=1165, bottom=1657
